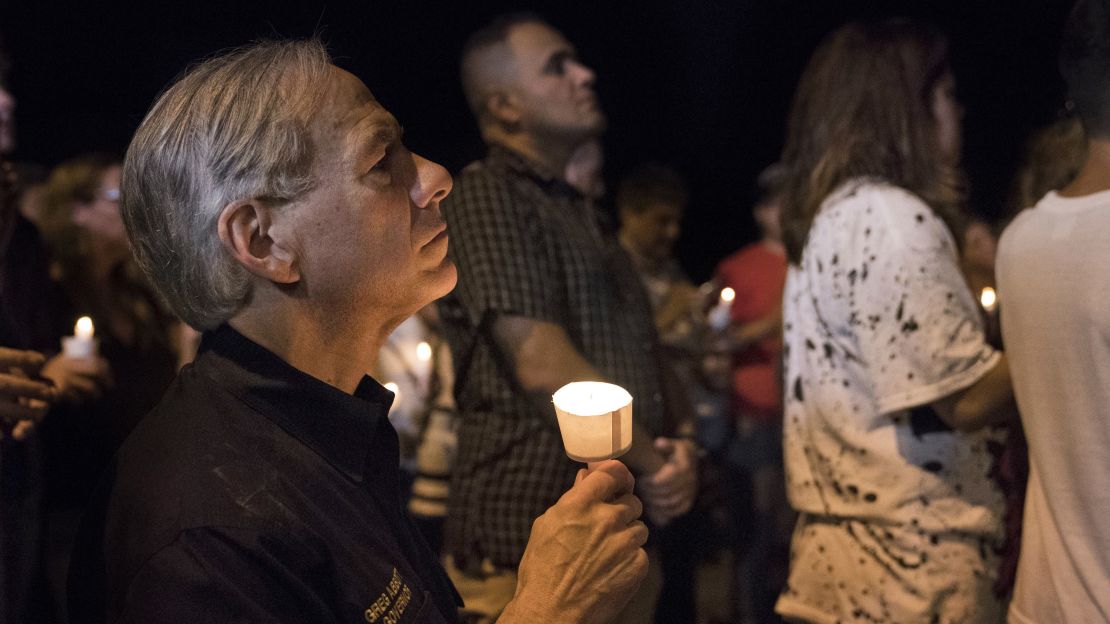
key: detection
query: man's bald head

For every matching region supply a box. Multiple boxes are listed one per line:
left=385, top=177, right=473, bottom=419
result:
left=459, top=12, right=547, bottom=123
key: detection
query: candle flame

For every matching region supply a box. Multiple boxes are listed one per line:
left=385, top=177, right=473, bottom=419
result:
left=720, top=287, right=735, bottom=303
left=416, top=341, right=432, bottom=362
left=75, top=316, right=95, bottom=339
left=979, top=287, right=997, bottom=310
left=383, top=381, right=402, bottom=406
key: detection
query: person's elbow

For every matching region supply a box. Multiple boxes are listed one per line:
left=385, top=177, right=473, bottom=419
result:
left=496, top=316, right=593, bottom=394
left=940, top=395, right=997, bottom=432
left=514, top=351, right=563, bottom=393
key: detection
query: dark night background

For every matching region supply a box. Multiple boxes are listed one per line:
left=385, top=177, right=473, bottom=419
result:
left=0, top=0, right=1073, bottom=281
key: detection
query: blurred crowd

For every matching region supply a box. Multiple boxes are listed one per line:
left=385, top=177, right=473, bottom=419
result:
left=0, top=2, right=1106, bottom=623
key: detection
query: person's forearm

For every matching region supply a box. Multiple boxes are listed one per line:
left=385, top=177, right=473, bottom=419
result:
left=932, top=354, right=1017, bottom=432
left=621, top=423, right=666, bottom=475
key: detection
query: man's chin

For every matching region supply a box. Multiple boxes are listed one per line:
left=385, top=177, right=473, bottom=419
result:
left=590, top=113, right=608, bottom=135
left=423, top=259, right=458, bottom=299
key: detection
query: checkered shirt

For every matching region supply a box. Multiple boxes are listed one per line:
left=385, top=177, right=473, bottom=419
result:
left=438, top=145, right=667, bottom=569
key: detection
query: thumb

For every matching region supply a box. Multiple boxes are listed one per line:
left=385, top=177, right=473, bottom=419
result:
left=568, top=460, right=634, bottom=504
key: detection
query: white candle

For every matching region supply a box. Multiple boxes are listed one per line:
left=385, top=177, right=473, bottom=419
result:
left=62, top=316, right=98, bottom=359
left=552, top=381, right=633, bottom=462
left=980, top=287, right=998, bottom=313
left=708, top=287, right=735, bottom=331
left=415, top=341, right=432, bottom=363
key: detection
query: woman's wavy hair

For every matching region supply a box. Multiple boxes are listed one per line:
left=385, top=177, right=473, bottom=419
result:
left=779, top=19, right=964, bottom=264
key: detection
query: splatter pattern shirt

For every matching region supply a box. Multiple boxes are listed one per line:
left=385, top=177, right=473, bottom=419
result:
left=781, top=180, right=1004, bottom=538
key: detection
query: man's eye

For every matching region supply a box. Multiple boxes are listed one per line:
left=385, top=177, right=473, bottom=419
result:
left=369, top=150, right=391, bottom=175
left=545, top=55, right=569, bottom=75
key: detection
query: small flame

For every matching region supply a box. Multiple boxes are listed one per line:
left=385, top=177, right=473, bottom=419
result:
left=416, top=341, right=433, bottom=362
left=980, top=287, right=997, bottom=311
left=383, top=381, right=402, bottom=406
left=75, top=316, right=95, bottom=339
left=720, top=287, right=736, bottom=303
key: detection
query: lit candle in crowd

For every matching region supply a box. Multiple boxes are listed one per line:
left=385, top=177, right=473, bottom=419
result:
left=709, top=287, right=735, bottom=331
left=980, top=287, right=998, bottom=313
left=552, top=381, right=633, bottom=463
left=62, top=316, right=98, bottom=359
left=383, top=381, right=402, bottom=406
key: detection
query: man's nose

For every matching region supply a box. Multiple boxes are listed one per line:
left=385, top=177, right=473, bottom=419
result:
left=567, top=59, right=596, bottom=88
left=411, top=153, right=452, bottom=208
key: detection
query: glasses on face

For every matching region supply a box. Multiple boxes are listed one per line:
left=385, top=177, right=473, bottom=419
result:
left=96, top=187, right=121, bottom=202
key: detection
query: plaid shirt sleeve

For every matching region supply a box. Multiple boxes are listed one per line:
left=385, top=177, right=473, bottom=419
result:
left=444, top=165, right=563, bottom=325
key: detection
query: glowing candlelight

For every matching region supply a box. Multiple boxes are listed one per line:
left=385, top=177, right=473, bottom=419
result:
left=416, top=341, right=432, bottom=363
left=62, top=316, right=98, bottom=358
left=709, top=287, right=735, bottom=331
left=383, top=381, right=402, bottom=406
left=76, top=316, right=94, bottom=339
left=980, top=287, right=998, bottom=313
left=552, top=381, right=633, bottom=463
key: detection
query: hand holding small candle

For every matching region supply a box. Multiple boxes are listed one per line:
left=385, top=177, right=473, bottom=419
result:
left=43, top=317, right=111, bottom=405
left=62, top=316, right=98, bottom=359
left=708, top=287, right=735, bottom=331
left=552, top=381, right=633, bottom=463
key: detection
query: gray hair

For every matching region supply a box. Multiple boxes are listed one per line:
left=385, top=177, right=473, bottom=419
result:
left=122, top=39, right=331, bottom=330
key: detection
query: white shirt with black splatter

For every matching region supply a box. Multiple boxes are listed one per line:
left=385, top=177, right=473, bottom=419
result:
left=782, top=179, right=1004, bottom=537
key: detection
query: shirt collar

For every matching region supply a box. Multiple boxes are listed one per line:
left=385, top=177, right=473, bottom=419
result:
left=196, top=325, right=395, bottom=483
left=486, top=143, right=581, bottom=198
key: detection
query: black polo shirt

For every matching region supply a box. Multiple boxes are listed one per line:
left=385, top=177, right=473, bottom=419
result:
left=69, top=325, right=461, bottom=623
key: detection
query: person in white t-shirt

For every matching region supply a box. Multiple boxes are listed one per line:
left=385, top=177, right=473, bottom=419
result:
left=773, top=19, right=1017, bottom=624
left=997, top=1, right=1110, bottom=621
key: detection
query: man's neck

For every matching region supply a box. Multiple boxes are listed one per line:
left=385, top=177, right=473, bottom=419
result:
left=1060, top=138, right=1110, bottom=198
left=230, top=303, right=393, bottom=395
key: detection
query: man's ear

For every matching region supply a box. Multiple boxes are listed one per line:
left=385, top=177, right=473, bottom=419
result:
left=217, top=199, right=299, bottom=284
left=486, top=91, right=521, bottom=128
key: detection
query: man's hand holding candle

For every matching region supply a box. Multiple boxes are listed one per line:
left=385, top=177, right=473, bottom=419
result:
left=500, top=460, right=648, bottom=624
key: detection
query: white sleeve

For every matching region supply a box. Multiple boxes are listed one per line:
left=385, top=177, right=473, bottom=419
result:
left=851, top=188, right=999, bottom=414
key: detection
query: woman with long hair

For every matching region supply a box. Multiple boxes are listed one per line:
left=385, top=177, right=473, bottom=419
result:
left=775, top=20, right=1015, bottom=623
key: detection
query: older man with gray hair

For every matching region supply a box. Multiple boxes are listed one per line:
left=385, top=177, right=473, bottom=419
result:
left=68, top=39, right=648, bottom=624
